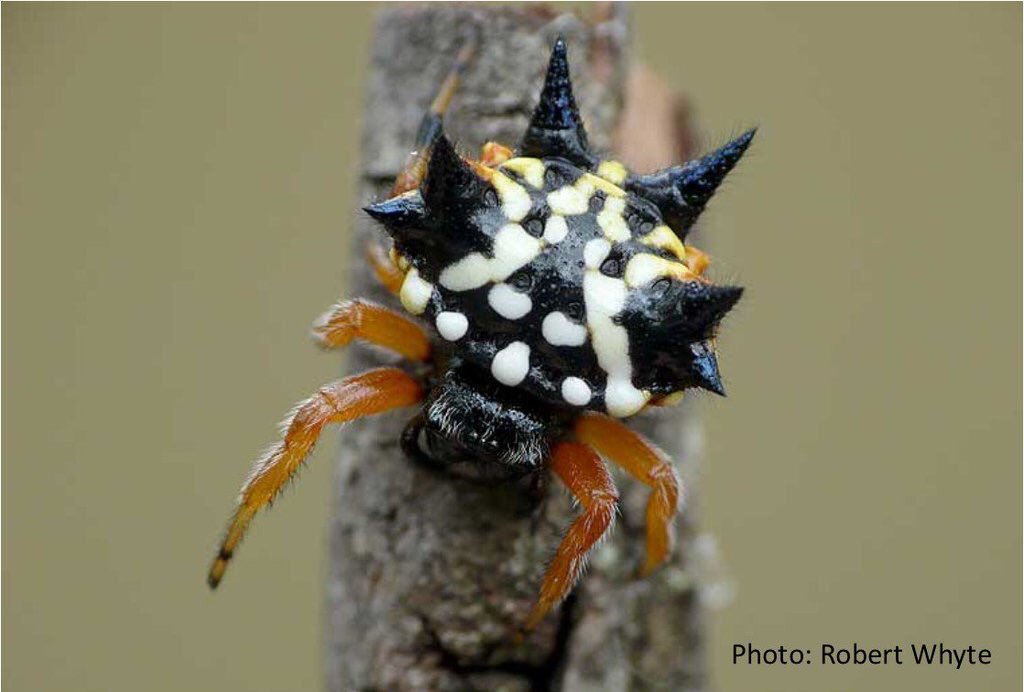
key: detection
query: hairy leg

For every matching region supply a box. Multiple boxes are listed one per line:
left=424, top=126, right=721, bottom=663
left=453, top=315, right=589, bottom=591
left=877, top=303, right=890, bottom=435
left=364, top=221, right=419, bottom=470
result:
left=207, top=368, right=422, bottom=588
left=525, top=441, right=619, bottom=630
left=311, top=298, right=430, bottom=362
left=575, top=413, right=681, bottom=576
left=479, top=141, right=513, bottom=167
left=390, top=42, right=476, bottom=195
left=366, top=241, right=405, bottom=296
left=684, top=245, right=710, bottom=276
left=371, top=44, right=478, bottom=305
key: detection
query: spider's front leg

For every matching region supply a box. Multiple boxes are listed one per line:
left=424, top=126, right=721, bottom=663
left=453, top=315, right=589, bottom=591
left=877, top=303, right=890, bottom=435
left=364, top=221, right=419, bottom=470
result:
left=575, top=413, right=682, bottom=576
left=311, top=298, right=430, bottom=362
left=684, top=245, right=711, bottom=277
left=390, top=41, right=476, bottom=196
left=366, top=242, right=405, bottom=297
left=207, top=368, right=422, bottom=588
left=525, top=441, right=619, bottom=630
left=364, top=41, right=486, bottom=301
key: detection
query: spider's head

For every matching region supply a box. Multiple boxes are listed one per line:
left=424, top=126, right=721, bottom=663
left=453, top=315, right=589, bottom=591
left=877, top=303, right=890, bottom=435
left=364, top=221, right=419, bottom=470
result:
left=421, top=363, right=558, bottom=471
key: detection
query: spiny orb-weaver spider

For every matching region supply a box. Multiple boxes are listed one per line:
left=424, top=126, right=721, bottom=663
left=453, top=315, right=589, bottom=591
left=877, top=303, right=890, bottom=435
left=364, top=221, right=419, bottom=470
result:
left=208, top=37, right=753, bottom=630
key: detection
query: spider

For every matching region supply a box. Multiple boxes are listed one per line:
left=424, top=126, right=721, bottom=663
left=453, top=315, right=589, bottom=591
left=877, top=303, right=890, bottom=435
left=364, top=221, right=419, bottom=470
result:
left=207, top=36, right=753, bottom=631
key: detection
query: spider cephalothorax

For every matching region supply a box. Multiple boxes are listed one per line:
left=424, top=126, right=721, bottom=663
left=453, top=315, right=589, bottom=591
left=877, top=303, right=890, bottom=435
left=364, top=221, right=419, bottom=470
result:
left=208, top=37, right=753, bottom=631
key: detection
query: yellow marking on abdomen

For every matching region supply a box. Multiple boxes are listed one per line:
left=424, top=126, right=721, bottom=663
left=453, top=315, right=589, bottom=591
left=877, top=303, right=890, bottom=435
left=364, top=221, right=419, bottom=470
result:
left=596, top=160, right=628, bottom=186
left=641, top=225, right=687, bottom=261
left=400, top=268, right=434, bottom=314
left=501, top=158, right=546, bottom=189
left=624, top=253, right=696, bottom=288
left=548, top=172, right=627, bottom=217
left=490, top=170, right=532, bottom=221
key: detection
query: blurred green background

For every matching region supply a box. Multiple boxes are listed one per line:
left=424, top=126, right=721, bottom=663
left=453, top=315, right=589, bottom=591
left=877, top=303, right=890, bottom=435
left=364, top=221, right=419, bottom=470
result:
left=4, top=4, right=1020, bottom=691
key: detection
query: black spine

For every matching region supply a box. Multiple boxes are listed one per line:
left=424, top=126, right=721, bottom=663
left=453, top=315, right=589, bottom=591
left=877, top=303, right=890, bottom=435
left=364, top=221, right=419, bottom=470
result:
left=519, top=36, right=596, bottom=168
left=626, top=129, right=756, bottom=239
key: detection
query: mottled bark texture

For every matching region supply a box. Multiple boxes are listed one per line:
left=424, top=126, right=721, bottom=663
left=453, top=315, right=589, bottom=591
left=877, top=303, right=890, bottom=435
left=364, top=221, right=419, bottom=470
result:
left=328, top=7, right=709, bottom=691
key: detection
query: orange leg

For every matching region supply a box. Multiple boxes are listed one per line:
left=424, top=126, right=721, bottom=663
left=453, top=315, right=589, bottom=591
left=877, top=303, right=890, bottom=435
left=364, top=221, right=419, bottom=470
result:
left=683, top=245, right=711, bottom=277
left=479, top=141, right=513, bottom=167
left=575, top=413, right=681, bottom=576
left=311, top=299, right=430, bottom=362
left=525, top=442, right=619, bottom=630
left=207, top=368, right=422, bottom=588
left=589, top=2, right=620, bottom=86
left=391, top=43, right=476, bottom=195
left=367, top=241, right=405, bottom=296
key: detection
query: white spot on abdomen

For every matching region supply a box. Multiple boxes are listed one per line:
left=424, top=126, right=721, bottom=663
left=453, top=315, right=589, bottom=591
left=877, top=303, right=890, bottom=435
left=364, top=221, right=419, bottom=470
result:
left=439, top=224, right=543, bottom=291
left=561, top=377, right=592, bottom=406
left=583, top=238, right=611, bottom=270
left=438, top=253, right=491, bottom=291
left=548, top=185, right=589, bottom=216
left=491, top=341, right=531, bottom=387
left=399, top=268, right=434, bottom=315
left=491, top=224, right=543, bottom=279
left=501, top=158, right=546, bottom=189
left=435, top=311, right=468, bottom=341
left=491, top=171, right=532, bottom=222
left=604, top=377, right=650, bottom=417
left=543, top=215, right=568, bottom=244
left=583, top=272, right=650, bottom=417
left=548, top=173, right=627, bottom=217
left=624, top=253, right=693, bottom=288
left=596, top=160, right=628, bottom=186
left=488, top=283, right=532, bottom=319
left=542, top=311, right=587, bottom=347
left=597, top=197, right=630, bottom=242
left=583, top=272, right=627, bottom=316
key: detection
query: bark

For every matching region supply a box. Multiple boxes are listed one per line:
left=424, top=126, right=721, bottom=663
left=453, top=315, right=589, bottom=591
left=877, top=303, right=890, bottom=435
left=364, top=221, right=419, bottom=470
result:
left=328, top=6, right=711, bottom=690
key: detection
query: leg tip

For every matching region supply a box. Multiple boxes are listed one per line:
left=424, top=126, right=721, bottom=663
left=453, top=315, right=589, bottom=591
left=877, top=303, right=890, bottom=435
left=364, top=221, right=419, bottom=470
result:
left=637, top=554, right=668, bottom=580
left=207, top=555, right=229, bottom=589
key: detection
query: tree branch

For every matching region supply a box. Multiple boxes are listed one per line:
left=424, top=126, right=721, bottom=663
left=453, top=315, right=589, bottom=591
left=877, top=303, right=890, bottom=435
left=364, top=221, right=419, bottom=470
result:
left=327, top=6, right=708, bottom=690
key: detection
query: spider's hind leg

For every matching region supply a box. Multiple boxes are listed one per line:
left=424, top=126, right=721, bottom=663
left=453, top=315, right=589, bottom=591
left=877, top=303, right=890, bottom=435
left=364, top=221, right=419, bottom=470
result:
left=575, top=413, right=681, bottom=577
left=207, top=368, right=422, bottom=588
left=525, top=441, right=619, bottom=630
